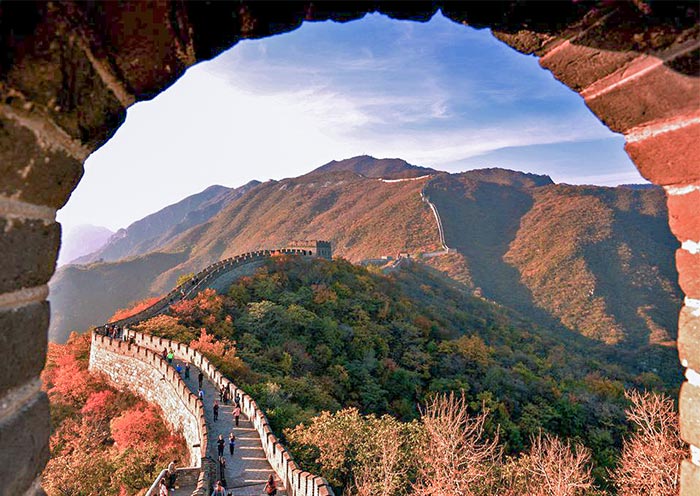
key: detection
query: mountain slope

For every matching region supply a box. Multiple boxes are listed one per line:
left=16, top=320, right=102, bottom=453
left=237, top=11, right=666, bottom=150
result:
left=424, top=173, right=680, bottom=346
left=311, top=155, right=437, bottom=179
left=57, top=224, right=114, bottom=266
left=49, top=157, right=681, bottom=351
left=75, top=181, right=260, bottom=264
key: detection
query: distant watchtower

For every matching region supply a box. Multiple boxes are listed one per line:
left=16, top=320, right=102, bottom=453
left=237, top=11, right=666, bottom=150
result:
left=286, top=240, right=333, bottom=260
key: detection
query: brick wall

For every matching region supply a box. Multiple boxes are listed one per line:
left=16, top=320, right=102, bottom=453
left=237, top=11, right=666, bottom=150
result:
left=88, top=333, right=208, bottom=469
left=126, top=330, right=335, bottom=496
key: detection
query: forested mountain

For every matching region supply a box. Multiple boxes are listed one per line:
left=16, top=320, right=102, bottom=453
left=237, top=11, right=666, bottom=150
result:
left=132, top=256, right=682, bottom=490
left=74, top=181, right=260, bottom=264
left=49, top=156, right=681, bottom=350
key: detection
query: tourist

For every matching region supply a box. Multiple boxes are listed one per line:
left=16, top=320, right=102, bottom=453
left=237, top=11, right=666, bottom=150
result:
left=217, top=434, right=225, bottom=457
left=167, top=350, right=174, bottom=364
left=198, top=389, right=204, bottom=400
left=167, top=459, right=177, bottom=490
left=213, top=401, right=219, bottom=421
left=233, top=404, right=241, bottom=427
left=234, top=393, right=240, bottom=406
left=162, top=348, right=168, bottom=360
left=185, top=363, right=190, bottom=379
left=265, top=474, right=277, bottom=496
left=198, top=371, right=204, bottom=389
left=211, top=480, right=226, bottom=496
left=158, top=478, right=168, bottom=496
left=219, top=386, right=224, bottom=402
left=228, top=432, right=235, bottom=456
left=176, top=363, right=182, bottom=376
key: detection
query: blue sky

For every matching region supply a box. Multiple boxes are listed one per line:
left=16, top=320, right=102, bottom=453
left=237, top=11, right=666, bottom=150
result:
left=57, top=12, right=643, bottom=234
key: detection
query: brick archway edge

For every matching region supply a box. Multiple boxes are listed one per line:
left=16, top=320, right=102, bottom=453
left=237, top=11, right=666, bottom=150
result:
left=0, top=2, right=698, bottom=494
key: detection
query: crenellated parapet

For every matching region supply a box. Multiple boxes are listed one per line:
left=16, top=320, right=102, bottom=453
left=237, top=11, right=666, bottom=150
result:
left=108, top=242, right=332, bottom=328
left=89, top=332, right=209, bottom=468
left=124, top=330, right=335, bottom=496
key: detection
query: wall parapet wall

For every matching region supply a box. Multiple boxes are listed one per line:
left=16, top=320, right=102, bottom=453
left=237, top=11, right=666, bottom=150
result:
left=108, top=246, right=329, bottom=328
left=126, top=330, right=336, bottom=496
left=88, top=332, right=209, bottom=478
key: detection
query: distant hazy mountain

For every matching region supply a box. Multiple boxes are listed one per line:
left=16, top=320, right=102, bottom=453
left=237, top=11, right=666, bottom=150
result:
left=49, top=156, right=681, bottom=349
left=74, top=181, right=261, bottom=264
left=57, top=224, right=114, bottom=266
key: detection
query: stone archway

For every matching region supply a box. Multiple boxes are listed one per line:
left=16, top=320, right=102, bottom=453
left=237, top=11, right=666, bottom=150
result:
left=0, top=2, right=698, bottom=493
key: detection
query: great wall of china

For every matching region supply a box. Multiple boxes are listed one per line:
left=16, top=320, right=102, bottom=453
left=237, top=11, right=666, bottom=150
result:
left=89, top=242, right=335, bottom=496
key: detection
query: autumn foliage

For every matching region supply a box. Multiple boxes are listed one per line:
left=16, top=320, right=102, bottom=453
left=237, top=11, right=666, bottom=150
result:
left=41, top=333, right=187, bottom=496
left=109, top=296, right=161, bottom=322
left=613, top=390, right=683, bottom=496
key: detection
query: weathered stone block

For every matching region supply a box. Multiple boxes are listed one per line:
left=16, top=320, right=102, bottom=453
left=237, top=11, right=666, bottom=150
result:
left=679, top=305, right=700, bottom=371
left=668, top=188, right=700, bottom=242
left=4, top=6, right=126, bottom=150
left=681, top=460, right=700, bottom=496
left=0, top=302, right=48, bottom=396
left=540, top=42, right=638, bottom=92
left=585, top=62, right=700, bottom=134
left=677, top=249, right=700, bottom=298
left=0, top=391, right=50, bottom=495
left=0, top=218, right=59, bottom=294
left=680, top=382, right=700, bottom=448
left=0, top=116, right=84, bottom=208
left=625, top=121, right=700, bottom=185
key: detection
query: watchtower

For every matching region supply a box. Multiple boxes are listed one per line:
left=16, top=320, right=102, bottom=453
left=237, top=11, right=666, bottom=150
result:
left=286, top=240, right=333, bottom=260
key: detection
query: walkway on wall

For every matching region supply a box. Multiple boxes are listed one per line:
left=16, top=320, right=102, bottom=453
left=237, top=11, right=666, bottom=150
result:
left=175, top=359, right=286, bottom=495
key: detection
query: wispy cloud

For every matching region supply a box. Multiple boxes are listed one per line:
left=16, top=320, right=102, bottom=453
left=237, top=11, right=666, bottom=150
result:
left=57, top=11, right=640, bottom=234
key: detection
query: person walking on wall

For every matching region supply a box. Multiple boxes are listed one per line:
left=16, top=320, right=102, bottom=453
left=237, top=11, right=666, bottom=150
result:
left=211, top=480, right=226, bottom=496
left=167, top=349, right=174, bottom=364
left=185, top=362, right=190, bottom=379
left=167, top=459, right=177, bottom=490
left=213, top=401, right=219, bottom=421
left=162, top=348, right=168, bottom=360
left=228, top=432, right=235, bottom=456
left=159, top=478, right=169, bottom=496
left=198, top=371, right=204, bottom=390
left=217, top=434, right=225, bottom=457
left=265, top=474, right=277, bottom=496
left=233, top=404, right=241, bottom=427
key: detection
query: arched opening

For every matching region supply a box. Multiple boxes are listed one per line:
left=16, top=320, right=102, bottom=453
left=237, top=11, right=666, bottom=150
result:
left=0, top=2, right=697, bottom=494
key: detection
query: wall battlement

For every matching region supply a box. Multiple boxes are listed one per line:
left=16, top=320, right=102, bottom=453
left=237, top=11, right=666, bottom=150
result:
left=123, top=330, right=335, bottom=496
left=89, top=333, right=209, bottom=473
left=108, top=243, right=332, bottom=328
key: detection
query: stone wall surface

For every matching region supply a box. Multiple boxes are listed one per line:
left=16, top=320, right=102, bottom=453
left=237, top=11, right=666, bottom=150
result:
left=88, top=333, right=208, bottom=469
left=0, top=2, right=698, bottom=494
left=126, top=330, right=335, bottom=496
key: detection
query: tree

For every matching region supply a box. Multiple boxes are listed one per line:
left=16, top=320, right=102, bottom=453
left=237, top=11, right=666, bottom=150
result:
left=109, top=296, right=161, bottom=322
left=519, top=432, right=594, bottom=496
left=613, top=390, right=683, bottom=496
left=413, top=391, right=501, bottom=496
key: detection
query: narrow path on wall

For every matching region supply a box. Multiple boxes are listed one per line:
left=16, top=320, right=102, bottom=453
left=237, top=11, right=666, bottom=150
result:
left=174, top=359, right=286, bottom=496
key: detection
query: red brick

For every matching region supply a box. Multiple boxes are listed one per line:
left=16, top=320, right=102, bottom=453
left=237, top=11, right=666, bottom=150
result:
left=677, top=249, right=700, bottom=298
left=540, top=42, right=637, bottom=92
left=668, top=188, right=700, bottom=242
left=679, top=305, right=700, bottom=371
left=626, top=122, right=700, bottom=186
left=584, top=60, right=700, bottom=134
left=681, top=461, right=700, bottom=496
left=680, top=382, right=700, bottom=448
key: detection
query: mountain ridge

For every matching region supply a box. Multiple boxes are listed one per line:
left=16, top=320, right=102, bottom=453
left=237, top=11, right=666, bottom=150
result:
left=49, top=156, right=681, bottom=351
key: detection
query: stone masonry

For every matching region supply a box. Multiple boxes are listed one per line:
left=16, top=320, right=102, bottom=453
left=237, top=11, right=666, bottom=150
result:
left=0, top=2, right=698, bottom=494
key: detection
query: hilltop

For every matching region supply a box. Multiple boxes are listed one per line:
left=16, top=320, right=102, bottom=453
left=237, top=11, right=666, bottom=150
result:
left=50, top=156, right=681, bottom=351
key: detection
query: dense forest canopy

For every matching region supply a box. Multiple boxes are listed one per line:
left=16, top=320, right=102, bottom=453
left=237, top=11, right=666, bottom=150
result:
left=132, top=256, right=681, bottom=489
